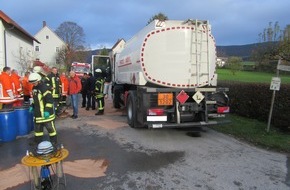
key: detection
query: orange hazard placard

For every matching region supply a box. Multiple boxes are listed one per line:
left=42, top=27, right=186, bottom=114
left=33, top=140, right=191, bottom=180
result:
left=158, top=93, right=173, bottom=106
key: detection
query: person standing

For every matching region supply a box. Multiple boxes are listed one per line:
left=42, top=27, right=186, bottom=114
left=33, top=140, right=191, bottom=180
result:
left=94, top=69, right=105, bottom=115
left=68, top=71, right=82, bottom=119
left=86, top=73, right=96, bottom=110
left=28, top=73, right=57, bottom=145
left=80, top=73, right=88, bottom=108
left=47, top=67, right=61, bottom=115
left=59, top=72, right=69, bottom=108
left=11, top=69, right=23, bottom=106
left=0, top=67, right=16, bottom=108
left=22, top=71, right=33, bottom=105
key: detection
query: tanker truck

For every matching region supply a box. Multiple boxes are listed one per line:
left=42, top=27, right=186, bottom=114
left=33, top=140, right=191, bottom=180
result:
left=112, top=19, right=229, bottom=129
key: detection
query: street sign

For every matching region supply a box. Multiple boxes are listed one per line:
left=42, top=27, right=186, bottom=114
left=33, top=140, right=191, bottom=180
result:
left=270, top=77, right=281, bottom=91
left=277, top=59, right=290, bottom=71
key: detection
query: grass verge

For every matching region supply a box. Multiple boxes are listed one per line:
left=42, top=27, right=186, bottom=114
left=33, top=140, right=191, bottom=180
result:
left=217, top=69, right=290, bottom=84
left=210, top=114, right=290, bottom=153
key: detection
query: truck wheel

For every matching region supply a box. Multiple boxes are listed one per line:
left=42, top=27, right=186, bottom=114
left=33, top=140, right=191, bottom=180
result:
left=127, top=91, right=137, bottom=128
left=113, top=85, right=123, bottom=109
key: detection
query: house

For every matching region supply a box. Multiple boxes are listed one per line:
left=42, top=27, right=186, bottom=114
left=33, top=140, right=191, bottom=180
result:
left=34, top=21, right=66, bottom=66
left=0, top=10, right=39, bottom=74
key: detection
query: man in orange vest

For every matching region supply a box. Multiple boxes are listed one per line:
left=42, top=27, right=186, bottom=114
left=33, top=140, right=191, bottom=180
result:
left=11, top=69, right=23, bottom=106
left=0, top=67, right=16, bottom=108
left=22, top=71, right=33, bottom=105
left=59, top=72, right=69, bottom=113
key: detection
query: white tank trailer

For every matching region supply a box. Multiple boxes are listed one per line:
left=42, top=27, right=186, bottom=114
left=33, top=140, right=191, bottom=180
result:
left=112, top=19, right=230, bottom=129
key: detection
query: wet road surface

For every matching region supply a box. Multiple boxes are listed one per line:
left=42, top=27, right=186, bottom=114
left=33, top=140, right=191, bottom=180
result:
left=0, top=98, right=290, bottom=190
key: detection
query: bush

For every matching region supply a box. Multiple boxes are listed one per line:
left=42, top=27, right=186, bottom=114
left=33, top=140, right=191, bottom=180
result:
left=219, top=81, right=290, bottom=131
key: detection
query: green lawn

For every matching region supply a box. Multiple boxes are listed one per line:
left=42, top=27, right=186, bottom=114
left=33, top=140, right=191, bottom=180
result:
left=212, top=115, right=290, bottom=153
left=217, top=69, right=290, bottom=84
left=213, top=69, right=290, bottom=153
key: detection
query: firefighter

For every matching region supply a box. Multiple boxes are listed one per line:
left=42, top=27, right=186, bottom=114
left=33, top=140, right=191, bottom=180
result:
left=21, top=71, right=33, bottom=105
left=47, top=67, right=62, bottom=115
left=28, top=73, right=57, bottom=145
left=10, top=69, right=23, bottom=106
left=32, top=66, right=51, bottom=88
left=59, top=72, right=69, bottom=108
left=0, top=67, right=16, bottom=108
left=94, top=68, right=105, bottom=115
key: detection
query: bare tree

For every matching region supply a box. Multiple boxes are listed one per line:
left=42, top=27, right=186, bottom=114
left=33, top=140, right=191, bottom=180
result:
left=13, top=47, right=33, bottom=74
left=147, top=12, right=168, bottom=25
left=55, top=21, right=87, bottom=69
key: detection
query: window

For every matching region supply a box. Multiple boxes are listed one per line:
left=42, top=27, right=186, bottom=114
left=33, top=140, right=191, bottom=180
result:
left=56, top=47, right=59, bottom=52
left=35, top=46, right=39, bottom=52
left=46, top=35, right=49, bottom=39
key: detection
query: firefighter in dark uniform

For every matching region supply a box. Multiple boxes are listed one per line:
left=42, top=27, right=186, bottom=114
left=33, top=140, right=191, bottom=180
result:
left=94, top=68, right=105, bottom=115
left=28, top=73, right=57, bottom=145
left=47, top=67, right=62, bottom=115
left=33, top=66, right=51, bottom=88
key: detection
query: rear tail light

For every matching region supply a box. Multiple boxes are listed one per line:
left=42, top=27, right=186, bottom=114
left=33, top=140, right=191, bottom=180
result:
left=217, top=106, right=230, bottom=113
left=147, top=108, right=164, bottom=116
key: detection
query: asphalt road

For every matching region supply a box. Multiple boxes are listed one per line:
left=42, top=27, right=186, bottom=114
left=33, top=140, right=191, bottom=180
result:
left=0, top=98, right=289, bottom=190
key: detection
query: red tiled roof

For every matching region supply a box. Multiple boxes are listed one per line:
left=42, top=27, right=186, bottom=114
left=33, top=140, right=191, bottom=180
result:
left=0, top=10, right=40, bottom=43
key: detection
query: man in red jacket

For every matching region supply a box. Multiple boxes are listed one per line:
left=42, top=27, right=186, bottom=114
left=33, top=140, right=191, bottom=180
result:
left=68, top=71, right=82, bottom=119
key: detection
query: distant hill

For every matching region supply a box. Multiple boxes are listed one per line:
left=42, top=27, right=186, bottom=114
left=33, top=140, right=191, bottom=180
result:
left=216, top=43, right=258, bottom=59
left=216, top=42, right=279, bottom=60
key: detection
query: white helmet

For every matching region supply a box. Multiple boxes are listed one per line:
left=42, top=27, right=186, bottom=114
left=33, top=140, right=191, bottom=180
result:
left=37, top=141, right=54, bottom=155
left=95, top=68, right=102, bottom=73
left=28, top=73, right=42, bottom=83
left=33, top=66, right=46, bottom=76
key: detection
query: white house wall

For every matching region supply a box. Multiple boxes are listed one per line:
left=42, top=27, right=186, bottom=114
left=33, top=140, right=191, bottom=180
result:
left=0, top=20, right=5, bottom=70
left=5, top=29, right=34, bottom=74
left=34, top=26, right=66, bottom=66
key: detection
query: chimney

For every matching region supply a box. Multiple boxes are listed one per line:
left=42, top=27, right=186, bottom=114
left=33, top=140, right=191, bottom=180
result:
left=43, top=21, right=46, bottom=28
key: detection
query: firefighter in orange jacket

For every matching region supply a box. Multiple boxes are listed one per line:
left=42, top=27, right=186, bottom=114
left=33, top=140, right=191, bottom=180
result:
left=11, top=69, right=23, bottom=106
left=28, top=73, right=57, bottom=145
left=22, top=71, right=33, bottom=104
left=0, top=67, right=16, bottom=108
left=60, top=72, right=69, bottom=107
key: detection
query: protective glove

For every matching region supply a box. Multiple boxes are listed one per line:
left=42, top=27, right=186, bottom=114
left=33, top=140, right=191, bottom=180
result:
left=44, top=112, right=50, bottom=119
left=29, top=107, right=33, bottom=112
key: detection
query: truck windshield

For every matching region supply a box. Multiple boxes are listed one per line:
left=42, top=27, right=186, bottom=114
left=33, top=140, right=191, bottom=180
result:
left=73, top=66, right=90, bottom=74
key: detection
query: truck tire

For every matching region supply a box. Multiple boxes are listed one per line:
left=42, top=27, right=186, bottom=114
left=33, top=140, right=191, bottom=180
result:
left=113, top=85, right=123, bottom=109
left=127, top=91, right=137, bottom=128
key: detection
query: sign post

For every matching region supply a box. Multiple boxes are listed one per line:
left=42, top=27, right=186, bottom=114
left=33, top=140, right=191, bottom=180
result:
left=266, top=59, right=289, bottom=132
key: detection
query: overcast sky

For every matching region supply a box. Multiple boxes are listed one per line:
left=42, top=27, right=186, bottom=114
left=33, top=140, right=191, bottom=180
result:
left=1, top=0, right=289, bottom=49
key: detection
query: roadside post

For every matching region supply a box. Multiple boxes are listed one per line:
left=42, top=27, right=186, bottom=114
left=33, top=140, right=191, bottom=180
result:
left=267, top=59, right=290, bottom=132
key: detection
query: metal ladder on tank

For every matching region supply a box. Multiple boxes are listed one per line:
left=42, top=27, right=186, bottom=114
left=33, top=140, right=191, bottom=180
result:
left=189, top=20, right=210, bottom=86
left=190, top=20, right=211, bottom=123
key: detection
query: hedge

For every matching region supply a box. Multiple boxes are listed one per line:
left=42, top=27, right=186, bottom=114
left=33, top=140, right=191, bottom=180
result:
left=218, top=81, right=290, bottom=130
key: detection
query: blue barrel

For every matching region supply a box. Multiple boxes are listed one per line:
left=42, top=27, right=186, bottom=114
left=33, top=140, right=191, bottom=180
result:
left=0, top=109, right=17, bottom=142
left=14, top=106, right=29, bottom=136
left=28, top=110, right=34, bottom=132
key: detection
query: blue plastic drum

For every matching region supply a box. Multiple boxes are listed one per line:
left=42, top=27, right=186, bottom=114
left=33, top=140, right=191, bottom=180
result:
left=14, top=106, right=30, bottom=136
left=28, top=110, right=34, bottom=132
left=0, top=109, right=17, bottom=142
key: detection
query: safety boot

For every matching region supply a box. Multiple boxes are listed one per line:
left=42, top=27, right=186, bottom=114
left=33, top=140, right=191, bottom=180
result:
left=95, top=110, right=104, bottom=115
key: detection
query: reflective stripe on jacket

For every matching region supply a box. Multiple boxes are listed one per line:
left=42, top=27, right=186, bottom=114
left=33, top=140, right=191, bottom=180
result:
left=31, top=82, right=55, bottom=123
left=0, top=72, right=16, bottom=103
left=47, top=73, right=61, bottom=98
left=95, top=77, right=104, bottom=98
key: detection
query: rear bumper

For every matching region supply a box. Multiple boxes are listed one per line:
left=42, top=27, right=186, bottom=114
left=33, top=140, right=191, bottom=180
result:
left=147, top=120, right=231, bottom=129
